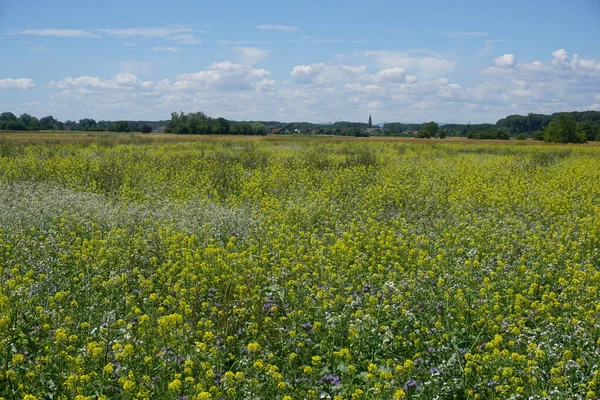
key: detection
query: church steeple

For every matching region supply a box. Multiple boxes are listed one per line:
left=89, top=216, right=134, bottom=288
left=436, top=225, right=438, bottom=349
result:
left=368, top=114, right=372, bottom=128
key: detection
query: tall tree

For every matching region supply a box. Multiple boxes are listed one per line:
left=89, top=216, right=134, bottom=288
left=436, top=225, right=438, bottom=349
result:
left=417, top=121, right=439, bottom=138
left=543, top=114, right=586, bottom=143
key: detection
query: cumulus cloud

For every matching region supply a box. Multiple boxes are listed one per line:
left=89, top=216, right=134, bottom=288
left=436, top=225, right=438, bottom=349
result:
left=169, top=61, right=272, bottom=91
left=364, top=51, right=455, bottom=78
left=233, top=47, right=270, bottom=65
left=18, top=28, right=99, bottom=38
left=493, top=54, right=516, bottom=68
left=291, top=64, right=326, bottom=84
left=373, top=67, right=407, bottom=83
left=256, top=25, right=299, bottom=32
left=552, top=49, right=569, bottom=67
left=339, top=65, right=368, bottom=75
left=0, top=78, right=35, bottom=89
left=48, top=74, right=153, bottom=90
left=34, top=48, right=600, bottom=125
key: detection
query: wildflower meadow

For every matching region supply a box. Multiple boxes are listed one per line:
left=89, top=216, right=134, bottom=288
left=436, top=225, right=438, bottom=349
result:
left=1, top=134, right=599, bottom=399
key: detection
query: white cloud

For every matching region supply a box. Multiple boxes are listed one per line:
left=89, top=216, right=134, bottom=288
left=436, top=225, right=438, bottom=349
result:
left=493, top=54, right=516, bottom=68
left=570, top=53, right=600, bottom=74
left=291, top=63, right=326, bottom=84
left=442, top=31, right=488, bottom=38
left=373, top=67, right=407, bottom=83
left=37, top=48, right=600, bottom=125
left=363, top=51, right=455, bottom=77
left=170, top=34, right=203, bottom=44
left=256, top=24, right=299, bottom=32
left=100, top=26, right=191, bottom=38
left=152, top=46, right=182, bottom=53
left=120, top=62, right=153, bottom=76
left=233, top=47, right=270, bottom=65
left=340, top=65, right=368, bottom=75
left=18, top=29, right=99, bottom=38
left=284, top=36, right=366, bottom=44
left=169, top=61, right=272, bottom=91
left=0, top=78, right=35, bottom=89
left=478, top=39, right=507, bottom=57
left=552, top=48, right=569, bottom=67
left=48, top=74, right=153, bottom=91
left=219, top=40, right=273, bottom=45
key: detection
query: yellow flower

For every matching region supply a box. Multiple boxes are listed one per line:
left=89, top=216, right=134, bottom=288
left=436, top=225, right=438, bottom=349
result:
left=103, top=363, right=114, bottom=374
left=247, top=342, right=261, bottom=353
left=168, top=379, right=182, bottom=392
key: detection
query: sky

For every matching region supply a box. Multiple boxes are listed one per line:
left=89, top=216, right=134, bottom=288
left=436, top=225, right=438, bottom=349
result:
left=1, top=0, right=599, bottom=124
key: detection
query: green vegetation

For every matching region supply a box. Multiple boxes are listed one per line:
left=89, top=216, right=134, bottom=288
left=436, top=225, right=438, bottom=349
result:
left=467, top=128, right=510, bottom=140
left=543, top=114, right=586, bottom=144
left=416, top=121, right=439, bottom=138
left=1, top=134, right=600, bottom=399
left=2, top=110, right=600, bottom=140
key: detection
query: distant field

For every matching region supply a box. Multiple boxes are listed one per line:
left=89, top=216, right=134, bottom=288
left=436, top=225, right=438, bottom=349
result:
left=1, top=135, right=599, bottom=399
left=2, top=130, right=599, bottom=146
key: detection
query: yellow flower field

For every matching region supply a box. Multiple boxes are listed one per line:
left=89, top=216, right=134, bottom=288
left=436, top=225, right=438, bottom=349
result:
left=1, top=134, right=599, bottom=399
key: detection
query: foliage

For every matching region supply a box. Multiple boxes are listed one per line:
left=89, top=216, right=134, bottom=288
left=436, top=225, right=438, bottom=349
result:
left=109, top=121, right=132, bottom=133
left=141, top=124, right=153, bottom=134
left=514, top=133, right=529, bottom=140
left=543, top=114, right=586, bottom=143
left=468, top=128, right=510, bottom=140
left=417, top=121, right=439, bottom=138
left=0, top=136, right=599, bottom=398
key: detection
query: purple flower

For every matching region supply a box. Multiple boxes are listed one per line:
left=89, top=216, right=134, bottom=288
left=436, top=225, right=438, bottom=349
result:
left=403, top=379, right=421, bottom=391
left=318, top=374, right=341, bottom=385
left=430, top=366, right=442, bottom=375
left=263, top=297, right=278, bottom=312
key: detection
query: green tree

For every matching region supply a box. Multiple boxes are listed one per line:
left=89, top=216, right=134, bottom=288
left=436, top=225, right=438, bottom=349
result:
left=79, top=118, right=97, bottom=131
left=18, top=113, right=33, bottom=128
left=109, top=121, right=131, bottom=132
left=252, top=122, right=268, bottom=136
left=0, top=112, right=18, bottom=123
left=417, top=121, right=439, bottom=138
left=438, top=129, right=447, bottom=139
left=543, top=114, right=586, bottom=143
left=40, top=116, right=63, bottom=130
left=28, top=117, right=41, bottom=131
left=212, top=117, right=230, bottom=135
left=141, top=124, right=153, bottom=134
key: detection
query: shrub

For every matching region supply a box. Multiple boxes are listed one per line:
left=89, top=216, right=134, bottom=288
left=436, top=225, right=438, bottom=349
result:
left=141, top=124, right=153, bottom=134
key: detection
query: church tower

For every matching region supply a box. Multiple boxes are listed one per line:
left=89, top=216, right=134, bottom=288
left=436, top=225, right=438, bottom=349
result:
left=368, top=114, right=372, bottom=128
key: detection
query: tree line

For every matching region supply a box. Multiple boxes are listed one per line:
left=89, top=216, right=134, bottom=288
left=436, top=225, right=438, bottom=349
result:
left=0, top=112, right=168, bottom=133
left=1, top=110, right=599, bottom=142
left=165, top=112, right=268, bottom=135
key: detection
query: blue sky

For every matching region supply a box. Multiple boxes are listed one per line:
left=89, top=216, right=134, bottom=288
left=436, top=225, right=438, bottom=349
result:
left=1, top=0, right=599, bottom=123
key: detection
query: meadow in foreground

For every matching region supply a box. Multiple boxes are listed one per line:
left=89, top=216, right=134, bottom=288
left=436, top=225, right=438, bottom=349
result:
left=0, top=134, right=599, bottom=399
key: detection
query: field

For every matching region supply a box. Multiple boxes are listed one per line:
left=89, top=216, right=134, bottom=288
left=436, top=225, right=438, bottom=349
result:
left=1, top=133, right=599, bottom=399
